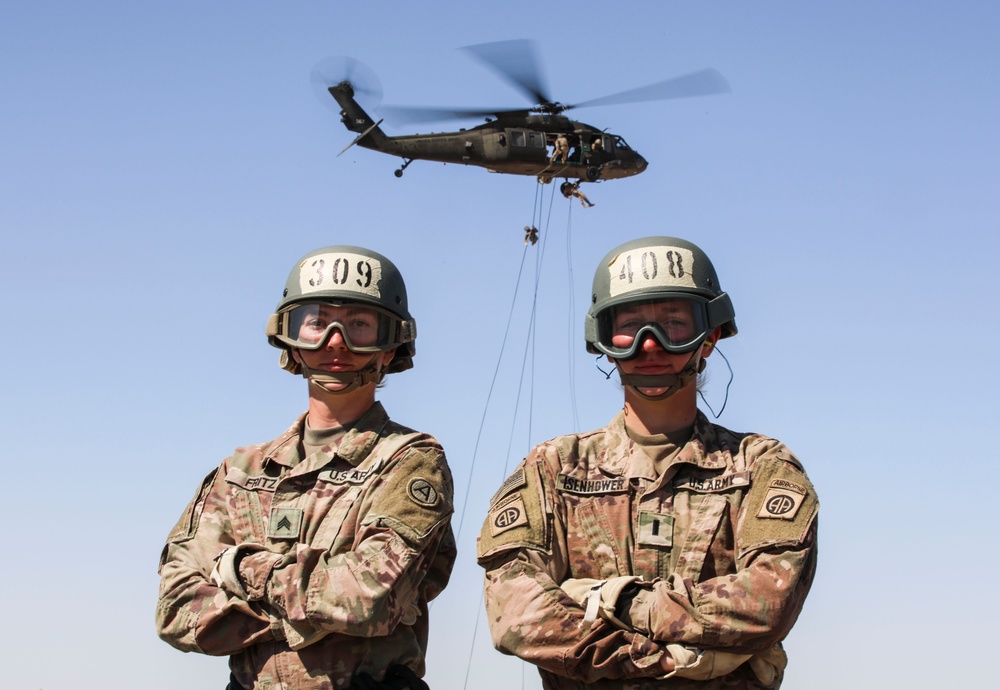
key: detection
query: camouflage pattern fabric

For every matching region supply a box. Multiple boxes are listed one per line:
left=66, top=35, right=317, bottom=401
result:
left=156, top=402, right=456, bottom=690
left=477, top=411, right=817, bottom=690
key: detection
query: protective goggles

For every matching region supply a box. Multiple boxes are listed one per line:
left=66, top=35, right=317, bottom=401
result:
left=271, top=301, right=409, bottom=353
left=593, top=298, right=712, bottom=358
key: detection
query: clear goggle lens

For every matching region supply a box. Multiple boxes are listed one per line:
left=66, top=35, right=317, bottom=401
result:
left=596, top=298, right=711, bottom=358
left=275, top=302, right=397, bottom=352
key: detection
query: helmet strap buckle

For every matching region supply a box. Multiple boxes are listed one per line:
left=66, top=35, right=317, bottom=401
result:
left=616, top=351, right=705, bottom=401
left=299, top=354, right=385, bottom=395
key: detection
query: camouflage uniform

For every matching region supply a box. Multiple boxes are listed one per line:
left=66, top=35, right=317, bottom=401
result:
left=477, top=411, right=817, bottom=690
left=157, top=403, right=456, bottom=690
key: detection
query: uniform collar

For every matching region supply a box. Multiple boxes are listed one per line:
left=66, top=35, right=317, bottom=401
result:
left=599, top=410, right=729, bottom=478
left=262, top=402, right=392, bottom=471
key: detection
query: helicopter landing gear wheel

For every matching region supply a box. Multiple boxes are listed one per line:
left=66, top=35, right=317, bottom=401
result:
left=395, top=158, right=413, bottom=177
left=586, top=166, right=600, bottom=182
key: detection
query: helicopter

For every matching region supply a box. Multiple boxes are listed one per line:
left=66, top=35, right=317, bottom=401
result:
left=315, top=40, right=730, bottom=185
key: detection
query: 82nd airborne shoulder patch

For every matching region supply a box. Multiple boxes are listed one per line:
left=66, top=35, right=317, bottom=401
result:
left=489, top=495, right=529, bottom=537
left=756, top=478, right=808, bottom=520
left=739, top=458, right=818, bottom=557
left=477, top=463, right=548, bottom=561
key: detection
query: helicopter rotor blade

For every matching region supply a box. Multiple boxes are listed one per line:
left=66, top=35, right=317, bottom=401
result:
left=566, top=69, right=731, bottom=111
left=310, top=56, right=384, bottom=112
left=460, top=39, right=551, bottom=106
left=379, top=104, right=529, bottom=126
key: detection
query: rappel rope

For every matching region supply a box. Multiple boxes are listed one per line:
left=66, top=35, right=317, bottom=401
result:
left=456, top=180, right=568, bottom=690
left=452, top=245, right=530, bottom=543
left=452, top=188, right=734, bottom=689
left=563, top=203, right=580, bottom=431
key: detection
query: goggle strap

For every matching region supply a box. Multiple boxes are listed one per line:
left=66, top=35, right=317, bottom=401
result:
left=706, top=293, right=735, bottom=329
left=399, top=319, right=417, bottom=343
left=266, top=313, right=280, bottom=338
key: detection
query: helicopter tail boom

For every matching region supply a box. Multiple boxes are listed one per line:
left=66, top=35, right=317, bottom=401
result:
left=328, top=83, right=389, bottom=150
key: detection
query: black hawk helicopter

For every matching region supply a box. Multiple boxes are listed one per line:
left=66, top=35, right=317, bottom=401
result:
left=314, top=40, right=730, bottom=184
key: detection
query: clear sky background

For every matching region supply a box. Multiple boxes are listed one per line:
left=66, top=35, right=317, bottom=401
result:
left=2, top=2, right=998, bottom=688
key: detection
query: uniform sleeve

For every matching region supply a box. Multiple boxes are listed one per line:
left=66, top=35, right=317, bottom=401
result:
left=254, top=444, right=455, bottom=649
left=624, top=441, right=819, bottom=653
left=477, top=451, right=673, bottom=682
left=155, top=464, right=281, bottom=656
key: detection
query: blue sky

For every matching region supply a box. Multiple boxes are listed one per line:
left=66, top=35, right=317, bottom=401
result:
left=2, top=2, right=998, bottom=688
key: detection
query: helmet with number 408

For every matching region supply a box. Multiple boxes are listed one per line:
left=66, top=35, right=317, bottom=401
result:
left=266, top=245, right=416, bottom=376
left=585, top=236, right=737, bottom=358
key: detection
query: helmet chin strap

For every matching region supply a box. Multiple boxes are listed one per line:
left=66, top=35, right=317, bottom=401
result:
left=616, top=350, right=706, bottom=401
left=298, top=354, right=385, bottom=395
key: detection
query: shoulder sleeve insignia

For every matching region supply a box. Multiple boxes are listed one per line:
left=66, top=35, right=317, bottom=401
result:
left=477, top=463, right=548, bottom=562
left=366, top=446, right=453, bottom=543
left=756, top=478, right=808, bottom=520
left=488, top=495, right=529, bottom=536
left=739, top=459, right=818, bottom=558
left=408, top=477, right=440, bottom=507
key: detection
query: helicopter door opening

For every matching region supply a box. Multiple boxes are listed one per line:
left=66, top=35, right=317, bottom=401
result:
left=590, top=134, right=611, bottom=165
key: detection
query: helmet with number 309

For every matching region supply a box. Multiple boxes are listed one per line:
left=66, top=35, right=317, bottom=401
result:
left=266, top=245, right=416, bottom=375
left=585, top=236, right=737, bottom=357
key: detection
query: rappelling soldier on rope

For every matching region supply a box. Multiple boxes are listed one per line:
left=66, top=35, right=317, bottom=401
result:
left=156, top=246, right=456, bottom=690
left=560, top=180, right=595, bottom=208
left=478, top=236, right=818, bottom=689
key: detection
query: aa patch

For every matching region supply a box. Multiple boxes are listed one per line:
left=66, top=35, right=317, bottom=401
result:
left=268, top=507, right=303, bottom=539
left=407, top=477, right=440, bottom=507
left=756, top=478, right=807, bottom=520
left=489, top=495, right=529, bottom=537
left=477, top=463, right=547, bottom=561
left=740, top=458, right=818, bottom=556
left=637, top=510, right=674, bottom=548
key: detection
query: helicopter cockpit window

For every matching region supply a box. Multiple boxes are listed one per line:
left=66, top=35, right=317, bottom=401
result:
left=527, top=131, right=545, bottom=148
left=614, top=136, right=630, bottom=151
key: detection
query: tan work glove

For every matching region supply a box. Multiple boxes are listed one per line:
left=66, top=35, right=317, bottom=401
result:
left=559, top=577, right=602, bottom=607
left=211, top=543, right=282, bottom=601
left=560, top=576, right=644, bottom=628
left=664, top=643, right=786, bottom=683
left=665, top=645, right=752, bottom=680
left=749, top=644, right=787, bottom=685
left=211, top=543, right=267, bottom=599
